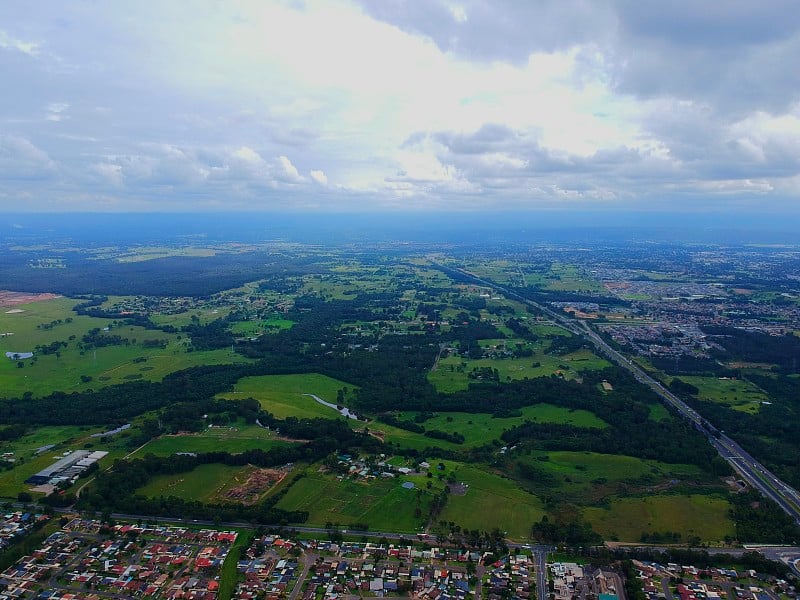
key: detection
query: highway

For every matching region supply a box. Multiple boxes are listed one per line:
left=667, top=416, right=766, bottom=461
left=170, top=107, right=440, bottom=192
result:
left=442, top=264, right=800, bottom=526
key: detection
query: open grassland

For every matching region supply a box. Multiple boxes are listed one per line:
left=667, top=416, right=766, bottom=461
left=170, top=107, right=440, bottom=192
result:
left=526, top=263, right=606, bottom=293
left=677, top=375, right=768, bottom=413
left=140, top=424, right=295, bottom=456
left=518, top=451, right=707, bottom=503
left=230, top=317, right=295, bottom=336
left=0, top=343, right=249, bottom=397
left=137, top=463, right=248, bottom=503
left=439, top=464, right=546, bottom=540
left=583, top=495, right=734, bottom=542
left=217, top=373, right=357, bottom=420
left=0, top=297, right=250, bottom=396
left=373, top=404, right=606, bottom=452
left=648, top=403, right=671, bottom=421
left=429, top=346, right=610, bottom=393
left=275, top=471, right=426, bottom=532
left=394, top=405, right=606, bottom=448
left=113, top=246, right=218, bottom=262
left=1, top=425, right=96, bottom=459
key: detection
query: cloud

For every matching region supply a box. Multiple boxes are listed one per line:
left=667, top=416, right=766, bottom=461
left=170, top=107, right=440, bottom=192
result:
left=0, top=30, right=39, bottom=56
left=0, top=1, right=799, bottom=213
left=0, top=135, right=56, bottom=180
left=310, top=169, right=328, bottom=185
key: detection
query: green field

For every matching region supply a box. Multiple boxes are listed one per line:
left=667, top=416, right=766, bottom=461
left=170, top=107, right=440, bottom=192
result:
left=217, top=373, right=357, bottom=420
left=676, top=376, right=769, bottom=413
left=583, top=495, right=735, bottom=542
left=439, top=464, right=546, bottom=540
left=648, top=403, right=671, bottom=421
left=429, top=346, right=611, bottom=393
left=230, top=317, right=295, bottom=336
left=275, top=471, right=426, bottom=532
left=140, top=424, right=294, bottom=456
left=517, top=451, right=706, bottom=503
left=137, top=463, right=248, bottom=503
left=391, top=405, right=606, bottom=448
left=0, top=297, right=251, bottom=396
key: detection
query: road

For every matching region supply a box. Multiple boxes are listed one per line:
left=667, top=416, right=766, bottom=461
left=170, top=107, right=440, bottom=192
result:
left=440, top=264, right=800, bottom=526
left=533, top=546, right=550, bottom=600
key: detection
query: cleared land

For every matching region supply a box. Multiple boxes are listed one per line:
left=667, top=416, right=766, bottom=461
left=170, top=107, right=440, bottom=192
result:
left=439, top=464, right=546, bottom=540
left=677, top=376, right=769, bottom=413
left=140, top=424, right=294, bottom=456
left=583, top=495, right=735, bottom=542
left=275, top=471, right=426, bottom=532
left=137, top=463, right=247, bottom=503
left=217, top=373, right=357, bottom=420
left=393, top=405, right=607, bottom=448
left=429, top=346, right=610, bottom=393
left=518, top=451, right=707, bottom=503
left=0, top=297, right=250, bottom=396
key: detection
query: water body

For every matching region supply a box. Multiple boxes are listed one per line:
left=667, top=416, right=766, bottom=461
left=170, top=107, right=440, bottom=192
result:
left=303, top=393, right=359, bottom=420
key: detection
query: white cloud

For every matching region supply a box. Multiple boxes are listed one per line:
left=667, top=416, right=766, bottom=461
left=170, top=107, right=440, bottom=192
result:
left=0, top=1, right=799, bottom=212
left=0, top=30, right=39, bottom=56
left=310, top=169, right=328, bottom=185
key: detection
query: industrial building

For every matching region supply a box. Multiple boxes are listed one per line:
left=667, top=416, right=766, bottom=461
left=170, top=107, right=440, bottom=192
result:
left=25, top=450, right=108, bottom=486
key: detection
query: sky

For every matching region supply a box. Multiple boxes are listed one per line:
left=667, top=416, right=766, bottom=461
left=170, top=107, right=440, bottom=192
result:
left=1, top=0, right=800, bottom=214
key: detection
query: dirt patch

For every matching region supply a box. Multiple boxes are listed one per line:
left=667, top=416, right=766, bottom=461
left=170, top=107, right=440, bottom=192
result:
left=222, top=467, right=289, bottom=504
left=447, top=482, right=468, bottom=496
left=0, top=291, right=61, bottom=308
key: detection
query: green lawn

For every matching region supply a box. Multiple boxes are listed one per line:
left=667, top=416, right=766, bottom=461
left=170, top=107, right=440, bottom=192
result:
left=217, top=373, right=357, bottom=420
left=137, top=463, right=247, bottom=503
left=583, top=495, right=734, bottom=542
left=439, top=464, right=546, bottom=540
left=275, top=471, right=426, bottom=532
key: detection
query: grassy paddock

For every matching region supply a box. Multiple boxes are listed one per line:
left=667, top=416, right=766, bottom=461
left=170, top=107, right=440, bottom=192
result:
left=217, top=373, right=357, bottom=420
left=275, top=471, right=426, bottom=532
left=429, top=347, right=610, bottom=393
left=140, top=424, right=294, bottom=456
left=392, top=404, right=607, bottom=448
left=677, top=376, right=768, bottom=413
left=517, top=451, right=706, bottom=503
left=0, top=297, right=250, bottom=396
left=583, top=495, right=734, bottom=542
left=137, top=463, right=248, bottom=503
left=440, top=464, right=546, bottom=540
